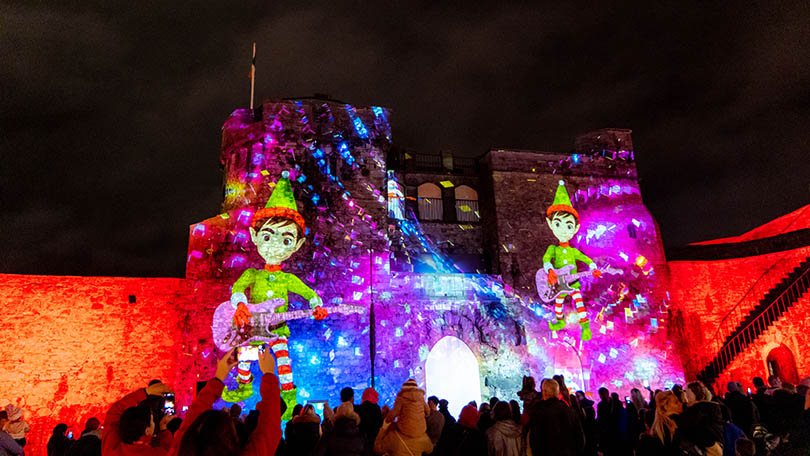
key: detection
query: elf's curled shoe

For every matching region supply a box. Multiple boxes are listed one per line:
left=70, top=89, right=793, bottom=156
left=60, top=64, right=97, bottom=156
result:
left=222, top=380, right=254, bottom=403
left=548, top=319, right=566, bottom=331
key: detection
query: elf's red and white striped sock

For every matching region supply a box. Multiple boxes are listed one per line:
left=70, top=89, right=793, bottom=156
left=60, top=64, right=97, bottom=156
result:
left=270, top=338, right=295, bottom=391
left=572, top=290, right=588, bottom=323
left=554, top=295, right=565, bottom=320
left=237, top=362, right=252, bottom=384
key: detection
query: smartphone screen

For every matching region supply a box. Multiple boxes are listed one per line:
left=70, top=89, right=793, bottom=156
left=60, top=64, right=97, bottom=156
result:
left=237, top=346, right=260, bottom=362
left=624, top=396, right=630, bottom=404
left=163, top=393, right=176, bottom=416
left=67, top=431, right=73, bottom=439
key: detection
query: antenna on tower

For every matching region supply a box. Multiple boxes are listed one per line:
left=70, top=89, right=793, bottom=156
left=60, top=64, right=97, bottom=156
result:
left=249, top=42, right=256, bottom=110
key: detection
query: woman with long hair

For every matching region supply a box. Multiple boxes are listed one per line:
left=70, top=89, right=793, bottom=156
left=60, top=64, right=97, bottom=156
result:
left=171, top=348, right=281, bottom=456
left=650, top=391, right=682, bottom=447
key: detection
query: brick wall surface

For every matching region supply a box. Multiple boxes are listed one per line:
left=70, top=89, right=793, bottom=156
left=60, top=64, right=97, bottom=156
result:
left=667, top=246, right=810, bottom=379
left=0, top=274, right=187, bottom=455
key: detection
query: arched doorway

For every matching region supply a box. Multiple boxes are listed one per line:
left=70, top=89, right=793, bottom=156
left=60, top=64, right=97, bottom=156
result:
left=425, top=336, right=481, bottom=418
left=766, top=344, right=799, bottom=384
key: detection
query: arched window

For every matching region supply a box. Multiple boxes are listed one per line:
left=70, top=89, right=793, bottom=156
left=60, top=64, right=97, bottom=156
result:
left=387, top=179, right=405, bottom=219
left=418, top=183, right=443, bottom=220
left=455, top=185, right=479, bottom=222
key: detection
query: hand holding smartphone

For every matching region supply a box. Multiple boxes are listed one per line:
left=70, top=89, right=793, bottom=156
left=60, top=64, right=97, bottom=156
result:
left=163, top=393, right=176, bottom=416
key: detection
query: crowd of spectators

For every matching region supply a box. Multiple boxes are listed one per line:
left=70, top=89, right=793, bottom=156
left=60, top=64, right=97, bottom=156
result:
left=10, top=348, right=810, bottom=456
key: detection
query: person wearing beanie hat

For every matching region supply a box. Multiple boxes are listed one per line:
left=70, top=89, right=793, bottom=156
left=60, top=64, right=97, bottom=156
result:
left=222, top=171, right=327, bottom=418
left=385, top=379, right=431, bottom=438
left=3, top=405, right=28, bottom=446
left=2, top=405, right=28, bottom=447
left=357, top=388, right=383, bottom=444
left=540, top=180, right=601, bottom=341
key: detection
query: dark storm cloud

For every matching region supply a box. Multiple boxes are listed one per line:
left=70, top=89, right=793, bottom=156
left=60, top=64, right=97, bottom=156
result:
left=1, top=1, right=808, bottom=277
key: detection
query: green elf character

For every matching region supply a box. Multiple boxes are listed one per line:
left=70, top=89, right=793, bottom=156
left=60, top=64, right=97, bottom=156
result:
left=225, top=171, right=327, bottom=419
left=543, top=180, right=601, bottom=341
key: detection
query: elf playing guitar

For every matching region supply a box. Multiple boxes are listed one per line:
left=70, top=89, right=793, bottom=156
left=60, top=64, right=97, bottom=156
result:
left=540, top=180, right=603, bottom=341
left=211, top=171, right=330, bottom=419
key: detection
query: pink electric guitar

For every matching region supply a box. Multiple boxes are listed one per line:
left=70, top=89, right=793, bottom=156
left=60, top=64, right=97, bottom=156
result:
left=535, top=265, right=622, bottom=303
left=211, top=299, right=365, bottom=351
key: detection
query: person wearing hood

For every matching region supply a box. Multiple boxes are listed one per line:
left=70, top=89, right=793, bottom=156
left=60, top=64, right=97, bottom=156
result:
left=679, top=381, right=723, bottom=456
left=47, top=423, right=73, bottom=456
left=314, top=402, right=370, bottom=456
left=385, top=379, right=430, bottom=438
left=3, top=405, right=29, bottom=448
left=486, top=402, right=522, bottom=456
left=356, top=388, right=382, bottom=445
left=435, top=404, right=486, bottom=456
left=284, top=405, right=320, bottom=456
left=526, top=379, right=585, bottom=456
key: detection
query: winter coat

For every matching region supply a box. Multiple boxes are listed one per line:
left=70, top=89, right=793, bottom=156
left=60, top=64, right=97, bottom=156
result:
left=102, top=388, right=172, bottom=456
left=486, top=420, right=523, bottom=456
left=679, top=401, right=724, bottom=451
left=722, top=422, right=745, bottom=456
left=436, top=422, right=486, bottom=456
left=3, top=406, right=29, bottom=440
left=374, top=423, right=433, bottom=456
left=356, top=401, right=382, bottom=444
left=526, top=397, right=585, bottom=456
left=426, top=409, right=445, bottom=445
left=1, top=431, right=23, bottom=456
left=388, top=386, right=430, bottom=438
left=285, top=411, right=321, bottom=456
left=314, top=416, right=371, bottom=456
left=724, top=390, right=758, bottom=436
left=168, top=375, right=282, bottom=456
left=67, top=431, right=102, bottom=456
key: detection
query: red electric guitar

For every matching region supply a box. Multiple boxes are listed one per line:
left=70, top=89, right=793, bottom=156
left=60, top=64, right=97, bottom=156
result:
left=535, top=265, right=622, bottom=303
left=211, top=298, right=365, bottom=351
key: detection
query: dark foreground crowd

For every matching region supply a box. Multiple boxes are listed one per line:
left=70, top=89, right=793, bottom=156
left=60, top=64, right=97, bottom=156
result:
left=6, top=351, right=810, bottom=456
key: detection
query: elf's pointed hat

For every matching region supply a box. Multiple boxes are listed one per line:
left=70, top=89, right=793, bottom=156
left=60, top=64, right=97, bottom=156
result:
left=252, top=171, right=306, bottom=232
left=546, top=179, right=579, bottom=222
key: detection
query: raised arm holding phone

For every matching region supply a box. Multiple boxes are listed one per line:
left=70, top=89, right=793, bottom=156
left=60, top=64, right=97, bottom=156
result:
left=169, top=347, right=281, bottom=456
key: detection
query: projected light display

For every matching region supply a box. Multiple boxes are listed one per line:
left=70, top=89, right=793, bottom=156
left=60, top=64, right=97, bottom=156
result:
left=184, top=100, right=683, bottom=420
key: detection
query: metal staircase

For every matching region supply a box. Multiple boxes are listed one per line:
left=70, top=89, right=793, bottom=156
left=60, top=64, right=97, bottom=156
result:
left=698, top=257, right=810, bottom=385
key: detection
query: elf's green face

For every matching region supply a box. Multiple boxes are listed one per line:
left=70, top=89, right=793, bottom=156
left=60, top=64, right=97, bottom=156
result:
left=249, top=220, right=305, bottom=265
left=547, top=212, right=579, bottom=243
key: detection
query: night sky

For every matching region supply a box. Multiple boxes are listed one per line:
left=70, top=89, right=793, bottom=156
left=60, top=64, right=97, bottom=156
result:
left=2, top=2, right=809, bottom=277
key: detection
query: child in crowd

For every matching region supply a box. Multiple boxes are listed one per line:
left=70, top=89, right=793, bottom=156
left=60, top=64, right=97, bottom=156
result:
left=3, top=405, right=29, bottom=447
left=385, top=379, right=430, bottom=437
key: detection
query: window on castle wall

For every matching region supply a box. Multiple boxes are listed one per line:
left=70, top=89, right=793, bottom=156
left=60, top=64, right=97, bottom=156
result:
left=418, top=183, right=443, bottom=220
left=627, top=224, right=637, bottom=239
left=387, top=179, right=405, bottom=220
left=455, top=185, right=480, bottom=222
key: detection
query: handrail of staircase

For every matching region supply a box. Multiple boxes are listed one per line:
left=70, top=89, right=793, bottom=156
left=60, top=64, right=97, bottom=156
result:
left=682, top=257, right=793, bottom=375
left=715, top=265, right=810, bottom=372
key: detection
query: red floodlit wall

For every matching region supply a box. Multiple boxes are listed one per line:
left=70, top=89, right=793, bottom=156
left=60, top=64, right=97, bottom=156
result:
left=714, top=293, right=810, bottom=392
left=0, top=274, right=187, bottom=455
left=668, top=245, right=810, bottom=383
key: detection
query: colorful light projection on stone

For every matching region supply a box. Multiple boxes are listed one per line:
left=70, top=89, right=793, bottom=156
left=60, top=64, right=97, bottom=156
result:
left=188, top=100, right=682, bottom=417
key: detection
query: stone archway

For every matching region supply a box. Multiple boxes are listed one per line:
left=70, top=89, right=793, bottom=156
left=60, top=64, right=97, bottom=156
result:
left=766, top=344, right=799, bottom=384
left=425, top=336, right=481, bottom=418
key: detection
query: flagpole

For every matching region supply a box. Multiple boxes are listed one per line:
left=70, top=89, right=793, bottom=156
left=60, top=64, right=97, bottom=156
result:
left=249, top=42, right=256, bottom=110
